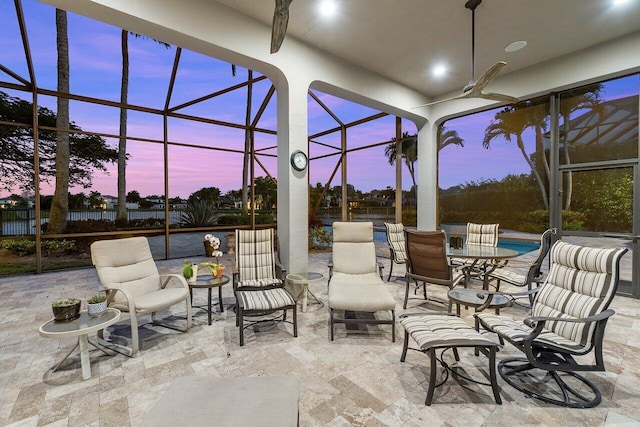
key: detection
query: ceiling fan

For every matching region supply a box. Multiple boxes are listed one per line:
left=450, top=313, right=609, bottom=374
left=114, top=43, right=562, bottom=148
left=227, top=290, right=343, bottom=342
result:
left=270, top=0, right=293, bottom=53
left=414, top=0, right=519, bottom=108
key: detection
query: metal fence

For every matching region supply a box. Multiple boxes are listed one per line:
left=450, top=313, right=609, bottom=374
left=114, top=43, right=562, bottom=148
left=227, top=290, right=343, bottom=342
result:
left=0, top=209, right=183, bottom=236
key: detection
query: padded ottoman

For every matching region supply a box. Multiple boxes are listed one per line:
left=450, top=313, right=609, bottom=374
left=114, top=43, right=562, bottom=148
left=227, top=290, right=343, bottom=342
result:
left=142, top=375, right=299, bottom=427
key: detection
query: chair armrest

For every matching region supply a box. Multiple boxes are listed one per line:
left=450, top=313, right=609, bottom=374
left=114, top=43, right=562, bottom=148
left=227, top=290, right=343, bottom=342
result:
left=105, top=286, right=136, bottom=313
left=523, top=309, right=615, bottom=329
left=160, top=273, right=190, bottom=291
left=275, top=261, right=287, bottom=281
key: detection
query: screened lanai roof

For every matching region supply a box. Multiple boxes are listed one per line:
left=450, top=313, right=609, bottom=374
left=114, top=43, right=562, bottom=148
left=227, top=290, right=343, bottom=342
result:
left=561, top=95, right=639, bottom=147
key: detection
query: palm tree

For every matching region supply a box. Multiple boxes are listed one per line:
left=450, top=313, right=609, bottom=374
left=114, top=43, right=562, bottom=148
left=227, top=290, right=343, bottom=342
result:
left=116, top=32, right=169, bottom=225
left=47, top=9, right=70, bottom=234
left=483, top=105, right=549, bottom=209
left=384, top=127, right=464, bottom=190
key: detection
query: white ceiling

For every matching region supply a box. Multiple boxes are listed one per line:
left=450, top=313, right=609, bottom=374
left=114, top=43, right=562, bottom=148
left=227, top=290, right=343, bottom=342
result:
left=215, top=0, right=640, bottom=98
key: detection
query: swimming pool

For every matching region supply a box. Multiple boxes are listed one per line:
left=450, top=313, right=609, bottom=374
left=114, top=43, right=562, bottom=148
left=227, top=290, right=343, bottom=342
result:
left=323, top=226, right=540, bottom=256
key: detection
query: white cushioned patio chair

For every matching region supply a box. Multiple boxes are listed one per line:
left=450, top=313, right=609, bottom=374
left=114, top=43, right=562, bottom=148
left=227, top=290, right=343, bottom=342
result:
left=328, top=222, right=396, bottom=341
left=234, top=228, right=297, bottom=346
left=384, top=222, right=407, bottom=281
left=91, top=236, right=191, bottom=357
left=475, top=240, right=627, bottom=408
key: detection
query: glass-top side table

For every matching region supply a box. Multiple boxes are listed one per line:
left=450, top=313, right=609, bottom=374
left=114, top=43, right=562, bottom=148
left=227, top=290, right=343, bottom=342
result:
left=39, top=308, right=121, bottom=379
left=447, top=289, right=510, bottom=315
left=188, top=274, right=230, bottom=325
left=286, top=272, right=324, bottom=312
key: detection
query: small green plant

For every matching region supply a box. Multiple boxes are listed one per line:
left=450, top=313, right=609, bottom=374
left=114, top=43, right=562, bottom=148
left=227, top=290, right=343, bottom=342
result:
left=52, top=298, right=80, bottom=307
left=88, top=294, right=107, bottom=304
left=183, top=259, right=194, bottom=279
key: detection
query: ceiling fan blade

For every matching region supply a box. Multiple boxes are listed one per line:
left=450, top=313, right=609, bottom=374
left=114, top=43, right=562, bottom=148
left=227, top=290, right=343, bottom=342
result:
left=479, top=91, right=520, bottom=103
left=412, top=92, right=472, bottom=108
left=270, top=0, right=293, bottom=54
left=473, top=61, right=507, bottom=92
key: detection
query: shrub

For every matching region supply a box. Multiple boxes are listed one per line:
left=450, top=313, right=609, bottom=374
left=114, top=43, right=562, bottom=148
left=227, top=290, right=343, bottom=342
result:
left=309, top=226, right=331, bottom=250
left=0, top=238, right=78, bottom=257
left=217, top=214, right=275, bottom=226
left=181, top=200, right=217, bottom=227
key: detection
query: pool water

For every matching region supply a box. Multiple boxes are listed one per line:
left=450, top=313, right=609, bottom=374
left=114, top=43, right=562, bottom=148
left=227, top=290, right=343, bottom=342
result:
left=324, top=226, right=540, bottom=256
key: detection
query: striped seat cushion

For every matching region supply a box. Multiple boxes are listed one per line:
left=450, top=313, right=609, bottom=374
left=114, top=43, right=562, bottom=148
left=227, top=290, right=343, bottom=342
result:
left=238, top=288, right=295, bottom=311
left=488, top=267, right=526, bottom=286
left=236, top=278, right=283, bottom=288
left=476, top=312, right=583, bottom=351
left=400, top=315, right=497, bottom=349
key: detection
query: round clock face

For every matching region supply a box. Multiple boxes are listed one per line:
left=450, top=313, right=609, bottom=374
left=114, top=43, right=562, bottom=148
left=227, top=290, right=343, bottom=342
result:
left=291, top=150, right=308, bottom=171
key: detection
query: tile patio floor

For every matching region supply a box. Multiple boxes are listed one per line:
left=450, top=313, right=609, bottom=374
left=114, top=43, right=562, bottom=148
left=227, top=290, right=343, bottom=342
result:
left=0, top=243, right=639, bottom=426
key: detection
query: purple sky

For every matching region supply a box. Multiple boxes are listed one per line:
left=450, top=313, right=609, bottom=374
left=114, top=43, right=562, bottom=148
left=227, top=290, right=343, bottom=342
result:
left=1, top=1, right=638, bottom=199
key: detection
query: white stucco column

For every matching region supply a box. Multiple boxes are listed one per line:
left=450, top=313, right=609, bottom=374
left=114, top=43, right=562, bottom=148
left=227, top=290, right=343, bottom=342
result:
left=416, top=121, right=438, bottom=231
left=276, top=75, right=309, bottom=274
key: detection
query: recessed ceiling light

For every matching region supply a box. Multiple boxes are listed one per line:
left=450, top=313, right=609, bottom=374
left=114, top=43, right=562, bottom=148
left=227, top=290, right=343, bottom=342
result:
left=319, top=0, right=337, bottom=16
left=613, top=0, right=630, bottom=6
left=505, top=40, right=527, bottom=52
left=432, top=64, right=447, bottom=77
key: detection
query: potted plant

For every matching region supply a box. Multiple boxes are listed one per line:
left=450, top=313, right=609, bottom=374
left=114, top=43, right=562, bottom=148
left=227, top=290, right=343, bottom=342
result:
left=204, top=234, right=223, bottom=258
left=200, top=262, right=225, bottom=279
left=51, top=298, right=81, bottom=321
left=183, top=259, right=198, bottom=283
left=87, top=294, right=108, bottom=317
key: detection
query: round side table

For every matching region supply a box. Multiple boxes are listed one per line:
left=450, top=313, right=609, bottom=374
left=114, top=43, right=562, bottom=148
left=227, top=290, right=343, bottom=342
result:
left=286, top=272, right=324, bottom=312
left=39, top=308, right=121, bottom=380
left=188, top=274, right=230, bottom=325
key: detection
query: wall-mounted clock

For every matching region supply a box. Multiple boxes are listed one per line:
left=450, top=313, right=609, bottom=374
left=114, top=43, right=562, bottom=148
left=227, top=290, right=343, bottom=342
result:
left=290, top=150, right=308, bottom=171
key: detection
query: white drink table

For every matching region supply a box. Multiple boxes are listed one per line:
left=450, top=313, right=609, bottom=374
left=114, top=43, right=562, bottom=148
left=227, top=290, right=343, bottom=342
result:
left=286, top=272, right=324, bottom=312
left=39, top=308, right=121, bottom=379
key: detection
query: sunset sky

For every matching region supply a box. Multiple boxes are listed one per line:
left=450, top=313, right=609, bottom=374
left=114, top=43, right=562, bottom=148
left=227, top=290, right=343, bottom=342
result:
left=1, top=0, right=637, bottom=200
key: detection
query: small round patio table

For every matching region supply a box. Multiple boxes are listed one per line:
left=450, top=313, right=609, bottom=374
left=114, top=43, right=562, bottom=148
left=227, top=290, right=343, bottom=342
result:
left=286, top=272, right=324, bottom=312
left=189, top=274, right=230, bottom=325
left=448, top=288, right=510, bottom=316
left=39, top=308, right=121, bottom=380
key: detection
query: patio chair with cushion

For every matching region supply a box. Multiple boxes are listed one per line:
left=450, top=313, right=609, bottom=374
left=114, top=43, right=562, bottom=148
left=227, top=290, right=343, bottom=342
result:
left=384, top=222, right=407, bottom=281
left=475, top=240, right=627, bottom=408
left=91, top=236, right=192, bottom=357
left=450, top=222, right=500, bottom=286
left=234, top=228, right=297, bottom=346
left=328, top=221, right=396, bottom=341
left=403, top=229, right=465, bottom=310
left=485, top=228, right=556, bottom=302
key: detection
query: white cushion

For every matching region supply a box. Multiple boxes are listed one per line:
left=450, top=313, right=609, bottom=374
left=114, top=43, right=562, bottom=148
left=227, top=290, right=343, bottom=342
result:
left=329, top=272, right=396, bottom=311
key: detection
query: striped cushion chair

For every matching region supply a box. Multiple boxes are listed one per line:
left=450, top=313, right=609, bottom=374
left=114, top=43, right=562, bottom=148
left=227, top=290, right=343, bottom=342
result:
left=384, top=222, right=408, bottom=281
left=234, top=228, right=297, bottom=346
left=450, top=222, right=500, bottom=285
left=476, top=240, right=627, bottom=408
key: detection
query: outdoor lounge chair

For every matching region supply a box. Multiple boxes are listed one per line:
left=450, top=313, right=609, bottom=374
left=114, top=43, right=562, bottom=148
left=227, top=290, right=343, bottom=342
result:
left=475, top=240, right=627, bottom=408
left=91, top=236, right=192, bottom=357
left=384, top=222, right=408, bottom=281
left=233, top=228, right=297, bottom=346
left=328, top=221, right=396, bottom=341
left=403, top=230, right=465, bottom=310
